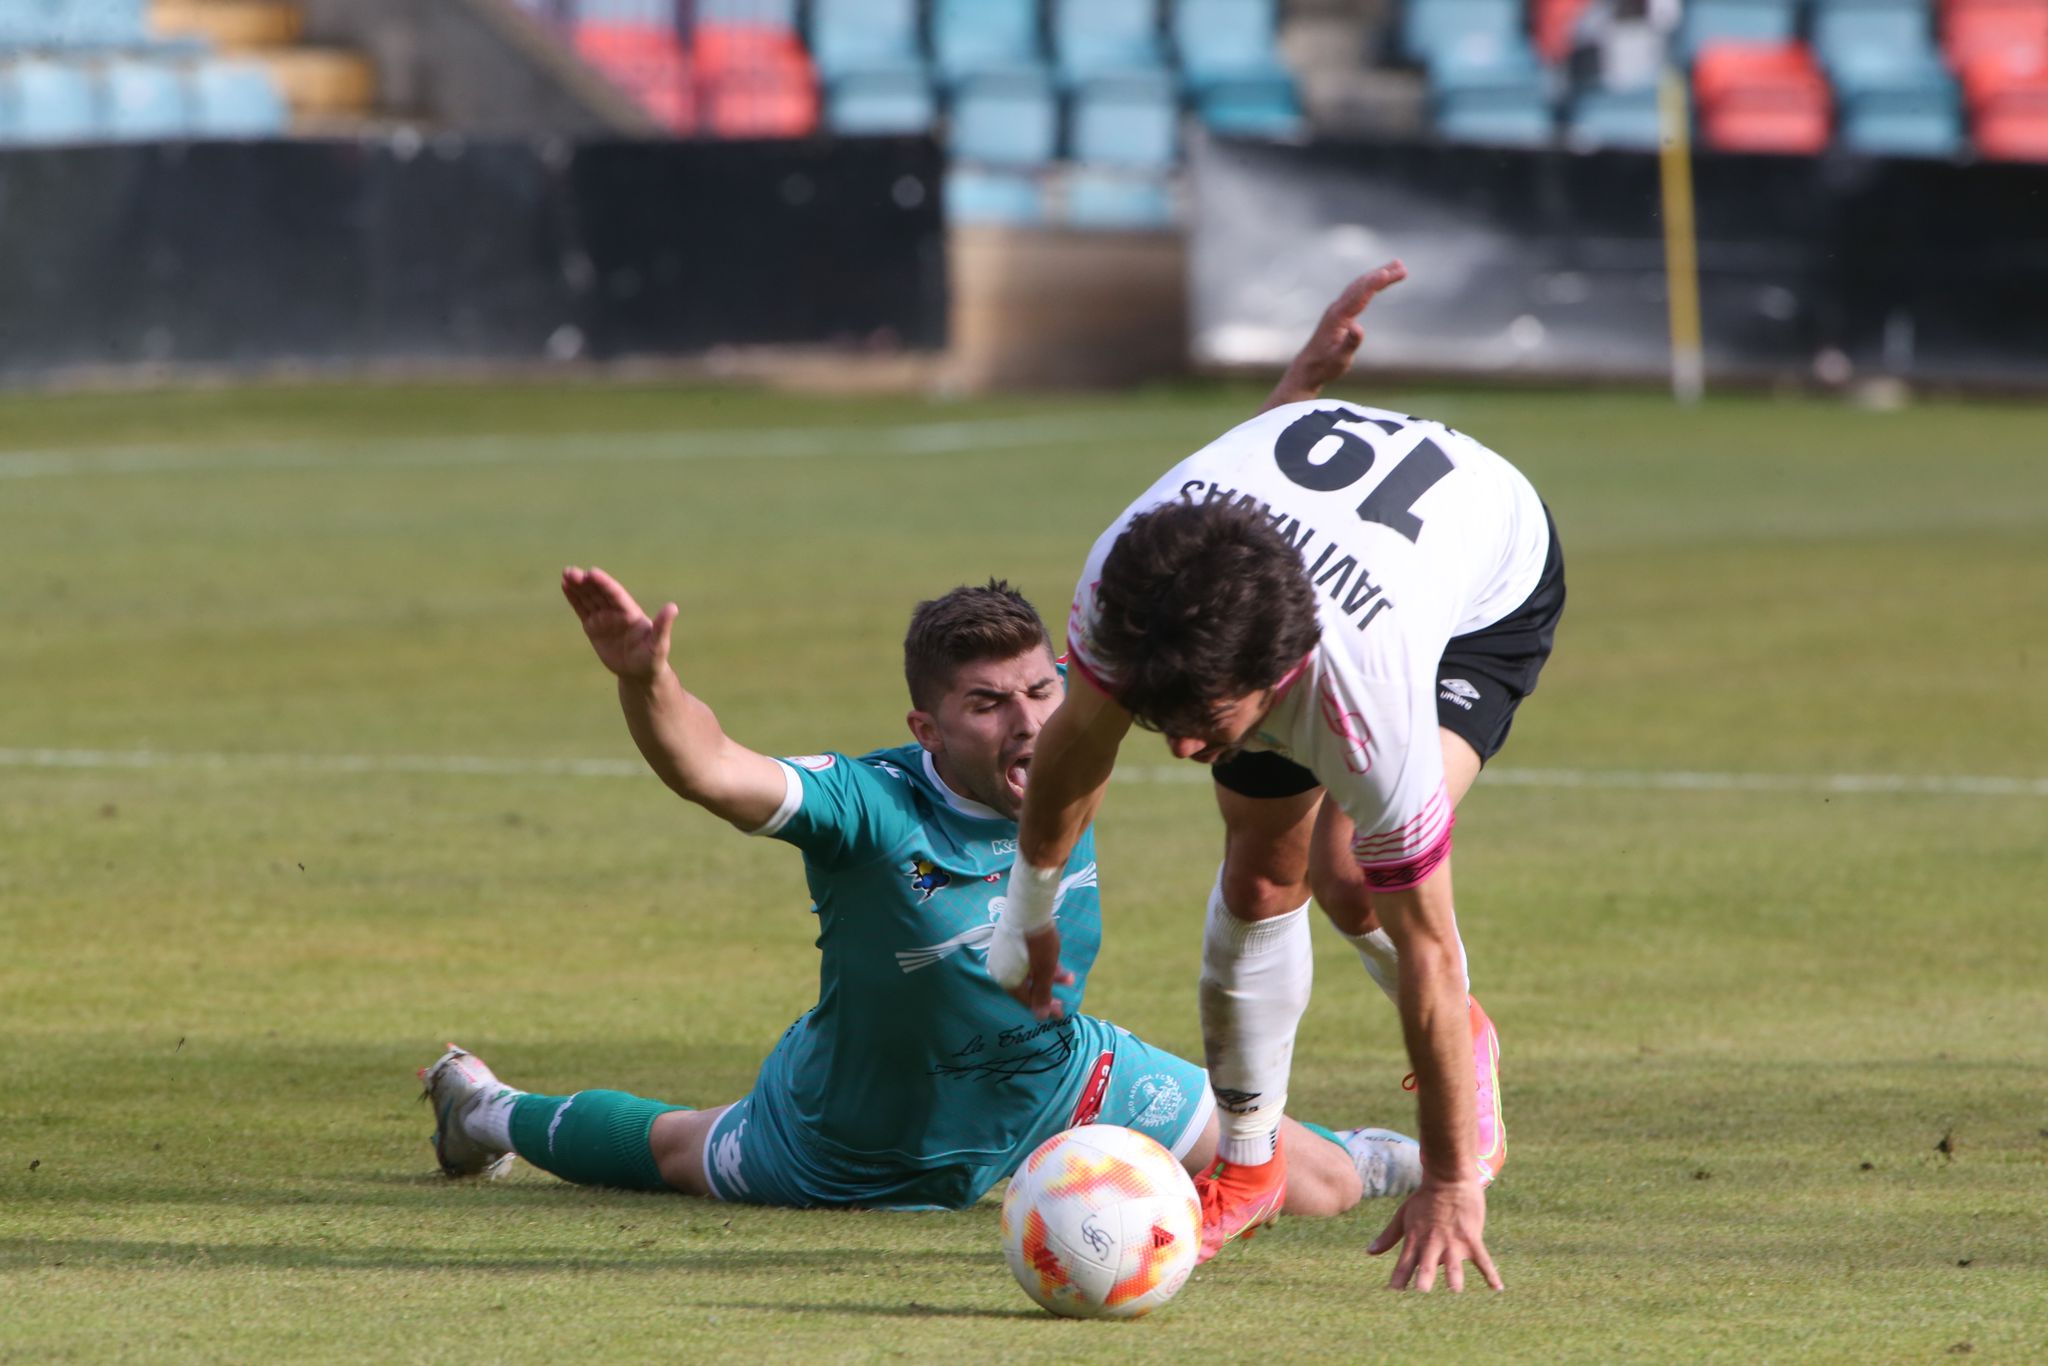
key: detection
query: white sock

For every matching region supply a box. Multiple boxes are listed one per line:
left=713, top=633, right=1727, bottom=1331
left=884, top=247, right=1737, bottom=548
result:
left=1199, top=869, right=1313, bottom=1167
left=464, top=1083, right=525, bottom=1152
left=1339, top=924, right=1471, bottom=1004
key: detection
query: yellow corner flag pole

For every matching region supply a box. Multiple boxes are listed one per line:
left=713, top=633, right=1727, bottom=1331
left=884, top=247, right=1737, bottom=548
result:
left=1657, top=64, right=1705, bottom=404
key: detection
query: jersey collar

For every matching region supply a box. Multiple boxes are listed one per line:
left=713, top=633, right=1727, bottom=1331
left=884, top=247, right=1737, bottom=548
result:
left=921, top=749, right=1008, bottom=823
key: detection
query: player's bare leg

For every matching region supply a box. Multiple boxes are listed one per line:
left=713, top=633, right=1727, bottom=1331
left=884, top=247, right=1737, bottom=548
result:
left=1193, top=785, right=1324, bottom=1260
left=647, top=1105, right=729, bottom=1196
left=1311, top=728, right=1504, bottom=1182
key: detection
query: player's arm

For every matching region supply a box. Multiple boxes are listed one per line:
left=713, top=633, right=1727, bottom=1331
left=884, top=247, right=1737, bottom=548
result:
left=560, top=566, right=788, bottom=831
left=1366, top=861, right=1503, bottom=1293
left=1258, top=260, right=1408, bottom=414
left=989, top=665, right=1133, bottom=1017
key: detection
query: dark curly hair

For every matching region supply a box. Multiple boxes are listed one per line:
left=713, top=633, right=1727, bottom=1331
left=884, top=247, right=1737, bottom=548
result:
left=1089, top=500, right=1321, bottom=735
left=903, top=579, right=1053, bottom=711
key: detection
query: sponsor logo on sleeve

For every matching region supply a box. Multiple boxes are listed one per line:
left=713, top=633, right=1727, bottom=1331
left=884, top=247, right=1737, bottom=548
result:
left=1439, top=678, right=1481, bottom=711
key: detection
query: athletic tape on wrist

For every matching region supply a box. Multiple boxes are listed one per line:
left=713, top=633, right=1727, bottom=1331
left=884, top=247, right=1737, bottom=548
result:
left=1001, top=860, right=1061, bottom=934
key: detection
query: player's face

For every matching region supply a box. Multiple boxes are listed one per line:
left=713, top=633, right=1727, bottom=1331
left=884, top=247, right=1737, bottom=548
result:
left=917, top=647, right=1064, bottom=819
left=1160, top=688, right=1278, bottom=765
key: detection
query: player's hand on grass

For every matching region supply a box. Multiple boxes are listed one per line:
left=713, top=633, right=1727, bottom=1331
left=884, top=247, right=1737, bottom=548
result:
left=1368, top=1174, right=1502, bottom=1293
left=1262, top=259, right=1409, bottom=411
left=562, top=566, right=679, bottom=682
left=987, top=921, right=1073, bottom=1020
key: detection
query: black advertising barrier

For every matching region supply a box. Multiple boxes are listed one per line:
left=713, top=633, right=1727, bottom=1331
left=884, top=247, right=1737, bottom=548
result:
left=1191, top=134, right=2048, bottom=388
left=0, top=133, right=945, bottom=379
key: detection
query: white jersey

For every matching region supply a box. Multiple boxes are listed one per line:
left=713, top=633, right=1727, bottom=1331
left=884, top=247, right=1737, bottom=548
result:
left=1066, top=401, right=1550, bottom=891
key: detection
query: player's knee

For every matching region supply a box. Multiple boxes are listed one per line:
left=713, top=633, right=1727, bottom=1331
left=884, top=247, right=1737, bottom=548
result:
left=1309, top=863, right=1377, bottom=937
left=1218, top=861, right=1310, bottom=921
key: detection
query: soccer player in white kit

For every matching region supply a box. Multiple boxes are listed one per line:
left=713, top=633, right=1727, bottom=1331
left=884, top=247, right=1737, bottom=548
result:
left=987, top=263, right=1563, bottom=1291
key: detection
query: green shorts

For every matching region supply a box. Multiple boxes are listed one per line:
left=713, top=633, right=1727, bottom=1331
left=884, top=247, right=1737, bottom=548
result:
left=700, top=1014, right=1212, bottom=1209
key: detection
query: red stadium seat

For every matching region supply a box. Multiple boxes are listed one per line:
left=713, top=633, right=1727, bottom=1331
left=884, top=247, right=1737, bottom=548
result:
left=1533, top=0, right=1593, bottom=63
left=1957, top=46, right=2048, bottom=110
left=575, top=23, right=694, bottom=134
left=1976, top=105, right=2048, bottom=158
left=1693, top=42, right=1832, bottom=153
left=1941, top=0, right=2048, bottom=69
left=692, top=24, right=818, bottom=137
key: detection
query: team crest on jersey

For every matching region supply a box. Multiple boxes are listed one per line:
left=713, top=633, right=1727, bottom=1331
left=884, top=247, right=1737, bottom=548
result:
left=784, top=754, right=836, bottom=771
left=1127, top=1073, right=1188, bottom=1128
left=907, top=858, right=952, bottom=901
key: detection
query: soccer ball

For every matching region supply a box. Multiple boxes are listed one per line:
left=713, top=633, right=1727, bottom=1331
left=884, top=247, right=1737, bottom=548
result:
left=1000, top=1123, right=1202, bottom=1319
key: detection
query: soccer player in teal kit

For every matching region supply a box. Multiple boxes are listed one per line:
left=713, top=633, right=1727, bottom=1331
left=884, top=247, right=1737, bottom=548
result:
left=419, top=572, right=1417, bottom=1215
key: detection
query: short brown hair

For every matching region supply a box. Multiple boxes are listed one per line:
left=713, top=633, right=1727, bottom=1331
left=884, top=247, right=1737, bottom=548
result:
left=903, top=579, right=1054, bottom=711
left=1089, top=501, right=1321, bottom=735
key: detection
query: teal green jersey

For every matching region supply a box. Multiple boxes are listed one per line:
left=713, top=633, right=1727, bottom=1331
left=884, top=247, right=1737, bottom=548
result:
left=748, top=742, right=1104, bottom=1167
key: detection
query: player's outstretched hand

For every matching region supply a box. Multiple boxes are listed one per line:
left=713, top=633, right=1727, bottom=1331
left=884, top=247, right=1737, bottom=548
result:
left=987, top=921, right=1075, bottom=1020
left=1262, top=259, right=1408, bottom=411
left=1367, top=1175, right=1503, bottom=1293
left=561, top=565, right=679, bottom=682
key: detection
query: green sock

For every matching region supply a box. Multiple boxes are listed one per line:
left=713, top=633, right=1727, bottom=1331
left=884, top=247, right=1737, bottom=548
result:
left=1298, top=1120, right=1349, bottom=1152
left=508, top=1091, right=689, bottom=1192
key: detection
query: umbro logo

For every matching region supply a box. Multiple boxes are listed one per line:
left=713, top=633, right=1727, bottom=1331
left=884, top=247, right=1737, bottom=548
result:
left=1439, top=678, right=1480, bottom=710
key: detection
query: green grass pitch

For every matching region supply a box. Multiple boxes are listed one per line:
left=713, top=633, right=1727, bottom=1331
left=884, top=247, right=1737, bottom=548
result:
left=2, top=378, right=2044, bottom=1361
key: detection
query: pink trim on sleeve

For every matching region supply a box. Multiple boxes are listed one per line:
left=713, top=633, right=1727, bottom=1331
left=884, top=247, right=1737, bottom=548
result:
left=1352, top=790, right=1455, bottom=892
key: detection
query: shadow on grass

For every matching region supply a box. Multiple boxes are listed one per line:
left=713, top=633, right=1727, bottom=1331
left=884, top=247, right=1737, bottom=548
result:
left=702, top=1300, right=1043, bottom=1322
left=3, top=1238, right=998, bottom=1276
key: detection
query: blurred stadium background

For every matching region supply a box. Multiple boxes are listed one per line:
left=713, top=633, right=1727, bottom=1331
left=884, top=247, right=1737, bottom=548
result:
left=4, top=2, right=2046, bottom=1358
left=0, top=0, right=2044, bottom=389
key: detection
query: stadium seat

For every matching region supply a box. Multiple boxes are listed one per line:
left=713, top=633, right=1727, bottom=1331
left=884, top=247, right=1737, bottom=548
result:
left=949, top=68, right=1058, bottom=166
left=1401, top=0, right=1523, bottom=66
left=1564, top=84, right=1672, bottom=150
left=692, top=0, right=798, bottom=24
left=1975, top=103, right=2048, bottom=159
left=1063, top=168, right=1176, bottom=228
left=1429, top=32, right=1546, bottom=96
left=1676, top=0, right=1800, bottom=60
left=931, top=0, right=1042, bottom=85
left=58, top=0, right=150, bottom=48
left=1171, top=0, right=1290, bottom=88
left=1839, top=88, right=1965, bottom=155
left=1941, top=0, right=2048, bottom=70
left=808, top=0, right=922, bottom=80
left=1051, top=0, right=1168, bottom=84
left=946, top=167, right=1048, bottom=224
left=0, top=58, right=98, bottom=143
left=99, top=56, right=189, bottom=139
left=694, top=23, right=817, bottom=137
left=1436, top=83, right=1555, bottom=145
left=1694, top=42, right=1831, bottom=153
left=1070, top=71, right=1179, bottom=168
left=1533, top=0, right=1595, bottom=63
left=825, top=66, right=936, bottom=134
left=187, top=57, right=290, bottom=137
left=1195, top=74, right=1303, bottom=134
left=578, top=22, right=694, bottom=133
left=1815, top=0, right=1953, bottom=98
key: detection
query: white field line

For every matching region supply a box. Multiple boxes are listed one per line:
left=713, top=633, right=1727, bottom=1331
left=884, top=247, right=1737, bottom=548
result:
left=2, top=747, right=2044, bottom=798
left=0, top=412, right=1174, bottom=481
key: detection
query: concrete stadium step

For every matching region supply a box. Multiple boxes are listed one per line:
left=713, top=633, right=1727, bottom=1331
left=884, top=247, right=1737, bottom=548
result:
left=152, top=0, right=306, bottom=51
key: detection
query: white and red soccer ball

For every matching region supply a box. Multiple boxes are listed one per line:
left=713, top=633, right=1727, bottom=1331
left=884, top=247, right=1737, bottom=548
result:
left=1000, top=1123, right=1202, bottom=1319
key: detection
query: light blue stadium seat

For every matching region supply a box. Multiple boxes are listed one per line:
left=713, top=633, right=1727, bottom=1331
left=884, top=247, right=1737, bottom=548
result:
left=1839, top=88, right=1964, bottom=157
left=1564, top=85, right=1670, bottom=151
left=100, top=55, right=189, bottom=138
left=1052, top=0, right=1167, bottom=84
left=188, top=57, right=288, bottom=136
left=946, top=167, right=1047, bottom=224
left=689, top=0, right=798, bottom=25
left=809, top=0, right=922, bottom=78
left=1429, top=32, right=1545, bottom=95
left=1172, top=0, right=1289, bottom=87
left=58, top=0, right=150, bottom=48
left=1, top=57, right=98, bottom=142
left=1071, top=71, right=1178, bottom=168
left=1196, top=74, right=1302, bottom=134
left=1064, top=169, right=1176, bottom=228
left=575, top=0, right=677, bottom=22
left=1401, top=0, right=1523, bottom=66
left=1436, top=83, right=1554, bottom=146
left=931, top=0, right=1040, bottom=84
left=1815, top=0, right=1953, bottom=98
left=949, top=69, right=1058, bottom=166
left=826, top=66, right=936, bottom=134
left=1676, top=0, right=1798, bottom=60
left=0, top=0, right=59, bottom=47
